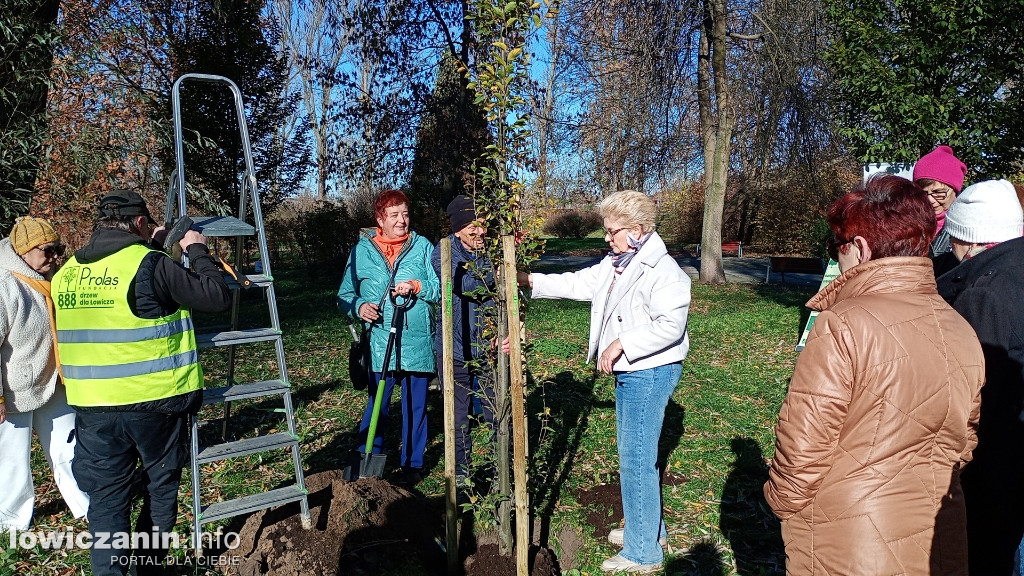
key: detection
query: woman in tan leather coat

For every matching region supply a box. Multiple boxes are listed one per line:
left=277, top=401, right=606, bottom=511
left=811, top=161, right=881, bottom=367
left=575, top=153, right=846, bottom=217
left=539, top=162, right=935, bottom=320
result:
left=764, top=175, right=985, bottom=575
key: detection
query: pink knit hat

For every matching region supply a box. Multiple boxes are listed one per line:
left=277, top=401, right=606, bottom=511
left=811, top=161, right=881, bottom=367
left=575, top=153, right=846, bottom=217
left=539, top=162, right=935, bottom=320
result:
left=913, top=145, right=967, bottom=192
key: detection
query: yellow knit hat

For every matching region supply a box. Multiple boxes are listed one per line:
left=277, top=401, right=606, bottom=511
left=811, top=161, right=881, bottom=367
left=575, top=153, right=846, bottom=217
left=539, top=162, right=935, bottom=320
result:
left=10, top=216, right=59, bottom=255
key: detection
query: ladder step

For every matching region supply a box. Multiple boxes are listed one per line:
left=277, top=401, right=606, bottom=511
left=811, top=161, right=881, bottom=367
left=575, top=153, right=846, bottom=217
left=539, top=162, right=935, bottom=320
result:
left=198, top=485, right=307, bottom=525
left=197, top=328, right=281, bottom=348
left=196, top=432, right=297, bottom=464
left=225, top=273, right=271, bottom=289
left=190, top=216, right=256, bottom=237
left=203, top=379, right=290, bottom=404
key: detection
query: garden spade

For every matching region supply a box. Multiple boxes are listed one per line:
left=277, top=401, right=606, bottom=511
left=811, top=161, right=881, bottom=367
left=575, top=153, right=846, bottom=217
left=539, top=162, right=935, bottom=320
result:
left=343, top=292, right=414, bottom=480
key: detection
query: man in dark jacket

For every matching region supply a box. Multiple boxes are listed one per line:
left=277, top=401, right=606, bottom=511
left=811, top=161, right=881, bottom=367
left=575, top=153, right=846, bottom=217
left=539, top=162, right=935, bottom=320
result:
left=431, top=195, right=496, bottom=484
left=53, top=191, right=231, bottom=575
left=936, top=179, right=1024, bottom=575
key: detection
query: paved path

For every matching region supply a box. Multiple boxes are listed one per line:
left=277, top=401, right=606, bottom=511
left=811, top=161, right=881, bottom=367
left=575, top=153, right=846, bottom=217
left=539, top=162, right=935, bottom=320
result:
left=535, top=254, right=824, bottom=288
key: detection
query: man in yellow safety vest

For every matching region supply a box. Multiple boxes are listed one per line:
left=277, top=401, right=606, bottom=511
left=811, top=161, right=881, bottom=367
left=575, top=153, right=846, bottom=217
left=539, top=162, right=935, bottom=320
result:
left=52, top=190, right=230, bottom=576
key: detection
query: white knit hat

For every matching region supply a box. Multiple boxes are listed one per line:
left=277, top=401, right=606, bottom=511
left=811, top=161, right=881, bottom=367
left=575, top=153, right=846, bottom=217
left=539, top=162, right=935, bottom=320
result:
left=944, top=179, right=1024, bottom=244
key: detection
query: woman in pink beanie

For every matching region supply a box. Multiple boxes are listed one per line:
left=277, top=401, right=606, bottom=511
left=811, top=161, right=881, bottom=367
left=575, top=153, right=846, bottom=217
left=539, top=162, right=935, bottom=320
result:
left=913, top=145, right=967, bottom=264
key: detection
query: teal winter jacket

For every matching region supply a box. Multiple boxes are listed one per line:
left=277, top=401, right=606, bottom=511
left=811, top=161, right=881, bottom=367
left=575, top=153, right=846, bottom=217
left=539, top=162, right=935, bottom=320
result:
left=337, top=229, right=439, bottom=373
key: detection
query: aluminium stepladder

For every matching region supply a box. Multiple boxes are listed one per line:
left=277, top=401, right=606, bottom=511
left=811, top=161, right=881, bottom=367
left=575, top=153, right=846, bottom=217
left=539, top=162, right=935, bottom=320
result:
left=167, top=73, right=312, bottom=554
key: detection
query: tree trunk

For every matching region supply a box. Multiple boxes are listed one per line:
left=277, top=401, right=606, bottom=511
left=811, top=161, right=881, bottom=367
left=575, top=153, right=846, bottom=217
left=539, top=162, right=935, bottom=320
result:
left=494, top=288, right=513, bottom=554
left=697, top=0, right=731, bottom=284
left=360, top=57, right=375, bottom=196
left=533, top=14, right=559, bottom=197
left=492, top=78, right=514, bottom=555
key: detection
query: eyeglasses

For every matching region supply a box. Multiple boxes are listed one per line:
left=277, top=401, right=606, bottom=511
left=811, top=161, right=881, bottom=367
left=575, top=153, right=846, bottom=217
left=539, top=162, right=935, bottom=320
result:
left=34, top=244, right=65, bottom=259
left=926, top=188, right=953, bottom=202
left=826, top=237, right=854, bottom=261
left=605, top=226, right=629, bottom=238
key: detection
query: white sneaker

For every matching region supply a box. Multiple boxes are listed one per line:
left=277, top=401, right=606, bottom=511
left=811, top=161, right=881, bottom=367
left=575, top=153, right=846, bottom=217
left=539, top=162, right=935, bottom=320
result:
left=600, top=553, right=662, bottom=574
left=607, top=528, right=667, bottom=548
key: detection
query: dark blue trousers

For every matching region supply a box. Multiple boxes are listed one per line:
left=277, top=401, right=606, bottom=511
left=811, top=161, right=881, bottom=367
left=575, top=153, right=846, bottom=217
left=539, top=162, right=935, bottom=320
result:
left=358, top=371, right=430, bottom=470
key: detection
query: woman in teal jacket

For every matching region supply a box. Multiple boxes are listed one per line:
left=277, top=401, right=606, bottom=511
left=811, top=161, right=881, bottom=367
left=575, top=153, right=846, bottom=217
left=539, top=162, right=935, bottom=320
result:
left=337, top=190, right=438, bottom=484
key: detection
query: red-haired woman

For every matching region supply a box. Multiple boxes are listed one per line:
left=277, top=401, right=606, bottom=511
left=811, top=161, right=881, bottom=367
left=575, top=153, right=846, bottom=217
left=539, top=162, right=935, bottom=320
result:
left=337, top=190, right=439, bottom=484
left=764, top=174, right=985, bottom=575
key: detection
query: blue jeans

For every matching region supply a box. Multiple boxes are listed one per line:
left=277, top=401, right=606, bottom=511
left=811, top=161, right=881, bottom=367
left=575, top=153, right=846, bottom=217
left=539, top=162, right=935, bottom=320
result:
left=615, top=362, right=680, bottom=565
left=358, top=371, right=430, bottom=470
left=1015, top=534, right=1024, bottom=575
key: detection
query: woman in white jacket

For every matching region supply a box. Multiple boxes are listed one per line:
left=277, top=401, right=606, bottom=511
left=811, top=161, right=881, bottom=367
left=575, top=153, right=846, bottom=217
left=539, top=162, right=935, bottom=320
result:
left=0, top=217, right=88, bottom=529
left=519, top=190, right=690, bottom=574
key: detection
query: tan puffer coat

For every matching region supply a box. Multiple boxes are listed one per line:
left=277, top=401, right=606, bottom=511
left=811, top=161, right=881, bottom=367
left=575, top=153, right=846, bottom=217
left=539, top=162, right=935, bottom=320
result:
left=764, top=257, right=985, bottom=575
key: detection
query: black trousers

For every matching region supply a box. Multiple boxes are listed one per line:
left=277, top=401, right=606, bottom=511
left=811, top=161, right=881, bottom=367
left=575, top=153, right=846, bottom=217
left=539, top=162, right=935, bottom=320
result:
left=73, top=410, right=190, bottom=576
left=444, top=360, right=496, bottom=477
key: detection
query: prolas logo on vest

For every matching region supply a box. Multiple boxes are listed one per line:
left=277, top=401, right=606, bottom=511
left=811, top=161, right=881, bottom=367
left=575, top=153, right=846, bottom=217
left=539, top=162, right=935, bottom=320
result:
left=78, top=266, right=120, bottom=286
left=55, top=265, right=121, bottom=309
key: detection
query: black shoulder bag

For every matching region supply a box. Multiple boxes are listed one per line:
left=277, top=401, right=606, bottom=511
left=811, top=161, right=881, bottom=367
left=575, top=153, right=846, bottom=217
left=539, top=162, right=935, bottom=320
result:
left=348, top=259, right=403, bottom=390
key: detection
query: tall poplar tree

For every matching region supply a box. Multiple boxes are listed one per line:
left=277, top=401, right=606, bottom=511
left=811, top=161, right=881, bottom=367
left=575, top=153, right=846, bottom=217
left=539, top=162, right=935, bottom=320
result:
left=161, top=0, right=308, bottom=217
left=408, top=53, right=488, bottom=240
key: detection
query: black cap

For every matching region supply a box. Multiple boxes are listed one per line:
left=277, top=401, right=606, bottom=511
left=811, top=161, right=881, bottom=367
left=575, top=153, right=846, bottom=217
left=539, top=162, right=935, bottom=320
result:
left=98, top=190, right=156, bottom=224
left=446, top=195, right=476, bottom=233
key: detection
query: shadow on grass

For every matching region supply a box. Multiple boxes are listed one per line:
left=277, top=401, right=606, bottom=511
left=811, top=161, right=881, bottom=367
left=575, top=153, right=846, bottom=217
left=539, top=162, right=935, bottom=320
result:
left=527, top=369, right=607, bottom=548
left=664, top=540, right=726, bottom=575
left=719, top=437, right=784, bottom=576
left=659, top=399, right=687, bottom=482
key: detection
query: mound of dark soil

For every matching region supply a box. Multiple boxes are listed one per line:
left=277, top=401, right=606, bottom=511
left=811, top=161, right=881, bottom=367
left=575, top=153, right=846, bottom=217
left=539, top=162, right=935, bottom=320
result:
left=573, top=473, right=687, bottom=539
left=574, top=483, right=624, bottom=536
left=219, top=470, right=561, bottom=576
left=464, top=544, right=560, bottom=576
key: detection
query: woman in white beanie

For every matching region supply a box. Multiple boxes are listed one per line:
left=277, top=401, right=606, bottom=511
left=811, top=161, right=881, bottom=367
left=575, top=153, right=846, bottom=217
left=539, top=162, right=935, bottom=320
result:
left=936, top=179, right=1024, bottom=575
left=0, top=217, right=89, bottom=529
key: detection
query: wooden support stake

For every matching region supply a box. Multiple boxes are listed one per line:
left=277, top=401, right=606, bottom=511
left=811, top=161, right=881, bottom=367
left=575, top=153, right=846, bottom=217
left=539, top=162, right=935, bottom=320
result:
left=502, top=235, right=529, bottom=576
left=440, top=238, right=459, bottom=573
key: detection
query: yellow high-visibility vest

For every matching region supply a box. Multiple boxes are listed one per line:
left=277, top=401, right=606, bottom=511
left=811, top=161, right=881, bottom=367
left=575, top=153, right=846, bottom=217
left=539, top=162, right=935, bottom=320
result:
left=52, top=243, right=202, bottom=406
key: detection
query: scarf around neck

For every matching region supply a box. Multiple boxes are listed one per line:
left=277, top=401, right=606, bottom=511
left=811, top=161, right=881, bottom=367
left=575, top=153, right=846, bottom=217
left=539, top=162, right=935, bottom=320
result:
left=372, top=229, right=410, bottom=266
left=611, top=232, right=652, bottom=274
left=10, top=272, right=60, bottom=373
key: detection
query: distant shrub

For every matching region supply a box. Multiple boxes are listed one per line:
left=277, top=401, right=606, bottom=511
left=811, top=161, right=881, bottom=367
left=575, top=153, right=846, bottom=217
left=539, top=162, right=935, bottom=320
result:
left=266, top=197, right=357, bottom=275
left=542, top=209, right=602, bottom=238
left=657, top=182, right=705, bottom=244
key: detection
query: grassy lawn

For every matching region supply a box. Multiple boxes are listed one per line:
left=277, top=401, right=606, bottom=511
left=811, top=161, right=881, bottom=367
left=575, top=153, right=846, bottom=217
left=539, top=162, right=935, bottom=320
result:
left=4, top=268, right=816, bottom=575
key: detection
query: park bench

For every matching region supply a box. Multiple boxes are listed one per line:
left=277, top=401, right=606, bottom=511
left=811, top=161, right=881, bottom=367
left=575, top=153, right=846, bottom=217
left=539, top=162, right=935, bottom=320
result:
left=766, top=256, right=825, bottom=283
left=696, top=240, right=743, bottom=257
